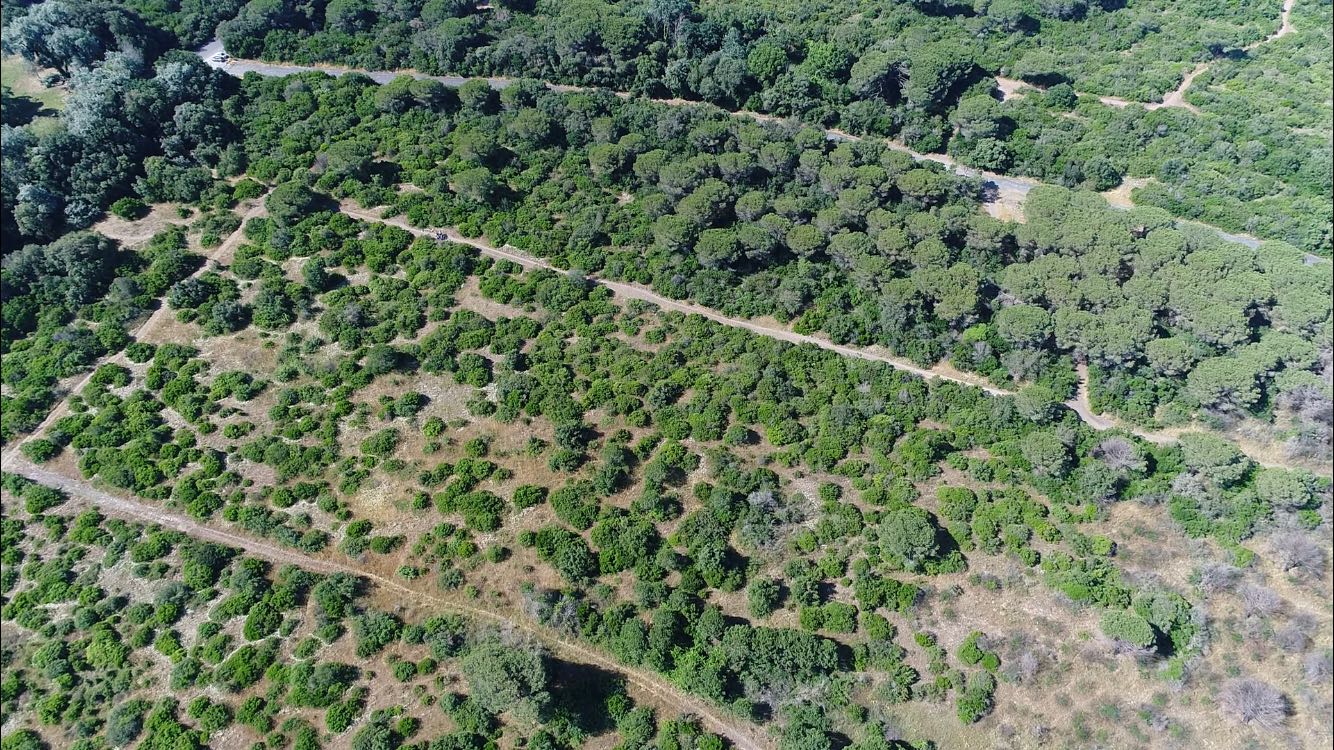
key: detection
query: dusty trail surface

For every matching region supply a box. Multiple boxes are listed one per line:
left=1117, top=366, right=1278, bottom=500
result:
left=2, top=456, right=774, bottom=750
left=340, top=205, right=1011, bottom=397
left=197, top=42, right=1276, bottom=248
left=341, top=206, right=1324, bottom=474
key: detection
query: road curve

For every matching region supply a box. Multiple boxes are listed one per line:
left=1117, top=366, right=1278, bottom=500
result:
left=2, top=456, right=774, bottom=750
left=1031, top=0, right=1297, bottom=119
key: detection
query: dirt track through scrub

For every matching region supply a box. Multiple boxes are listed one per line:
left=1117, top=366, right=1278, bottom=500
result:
left=12, top=196, right=270, bottom=451
left=197, top=42, right=1278, bottom=249
left=1086, top=0, right=1296, bottom=113
left=340, top=205, right=1324, bottom=475
left=340, top=206, right=1010, bottom=398
left=2, top=456, right=774, bottom=750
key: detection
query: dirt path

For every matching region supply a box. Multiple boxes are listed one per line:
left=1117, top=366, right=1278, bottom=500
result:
left=10, top=196, right=269, bottom=452
left=1149, top=64, right=1206, bottom=113
left=197, top=44, right=1283, bottom=249
left=340, top=205, right=1326, bottom=475
left=1065, top=363, right=1328, bottom=473
left=201, top=43, right=1037, bottom=220
left=1067, top=363, right=1116, bottom=433
left=2, top=456, right=774, bottom=750
left=1091, top=0, right=1295, bottom=113
left=136, top=198, right=269, bottom=342
left=5, top=191, right=1318, bottom=478
left=1100, top=177, right=1151, bottom=209
left=340, top=205, right=1012, bottom=398
left=1250, top=0, right=1297, bottom=49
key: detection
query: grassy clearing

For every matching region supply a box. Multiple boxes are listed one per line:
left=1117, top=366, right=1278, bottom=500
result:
left=2, top=54, right=66, bottom=132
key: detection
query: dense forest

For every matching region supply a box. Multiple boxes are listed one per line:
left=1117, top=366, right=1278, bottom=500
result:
left=0, top=1, right=1331, bottom=750
left=3, top=1, right=1330, bottom=252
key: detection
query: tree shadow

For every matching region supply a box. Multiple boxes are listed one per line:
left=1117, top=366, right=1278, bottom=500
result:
left=547, top=658, right=623, bottom=736
left=368, top=159, right=402, bottom=185
left=1, top=89, right=57, bottom=127
left=1011, top=15, right=1042, bottom=35
left=1018, top=71, right=1072, bottom=88
left=939, top=64, right=993, bottom=113
left=911, top=0, right=976, bottom=18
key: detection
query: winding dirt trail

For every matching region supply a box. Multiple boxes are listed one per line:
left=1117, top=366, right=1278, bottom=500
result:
left=1092, top=0, right=1296, bottom=112
left=137, top=198, right=270, bottom=340
left=1249, top=0, right=1298, bottom=49
left=198, top=43, right=1279, bottom=249
left=12, top=196, right=270, bottom=452
left=200, top=41, right=1037, bottom=217
left=341, top=205, right=1012, bottom=397
left=1067, top=363, right=1116, bottom=433
left=1146, top=65, right=1206, bottom=114
left=341, top=205, right=1326, bottom=474
left=2, top=456, right=774, bottom=750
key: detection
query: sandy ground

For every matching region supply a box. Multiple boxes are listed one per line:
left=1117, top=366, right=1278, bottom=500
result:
left=1101, top=177, right=1152, bottom=209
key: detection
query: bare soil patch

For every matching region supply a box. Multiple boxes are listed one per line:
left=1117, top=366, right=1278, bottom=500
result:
left=91, top=203, right=190, bottom=246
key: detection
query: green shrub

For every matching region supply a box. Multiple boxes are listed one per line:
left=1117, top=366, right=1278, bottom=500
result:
left=360, top=429, right=400, bottom=457
left=110, top=197, right=149, bottom=220
left=1100, top=611, right=1157, bottom=649
left=352, top=611, right=402, bottom=657
left=823, top=602, right=858, bottom=633
left=24, top=485, right=66, bottom=514
left=512, top=484, right=547, bottom=510
left=19, top=439, right=60, bottom=463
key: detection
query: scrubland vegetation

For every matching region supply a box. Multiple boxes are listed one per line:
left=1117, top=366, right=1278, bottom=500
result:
left=1, top=477, right=718, bottom=750
left=195, top=0, right=1330, bottom=253
left=0, top=1, right=1330, bottom=749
